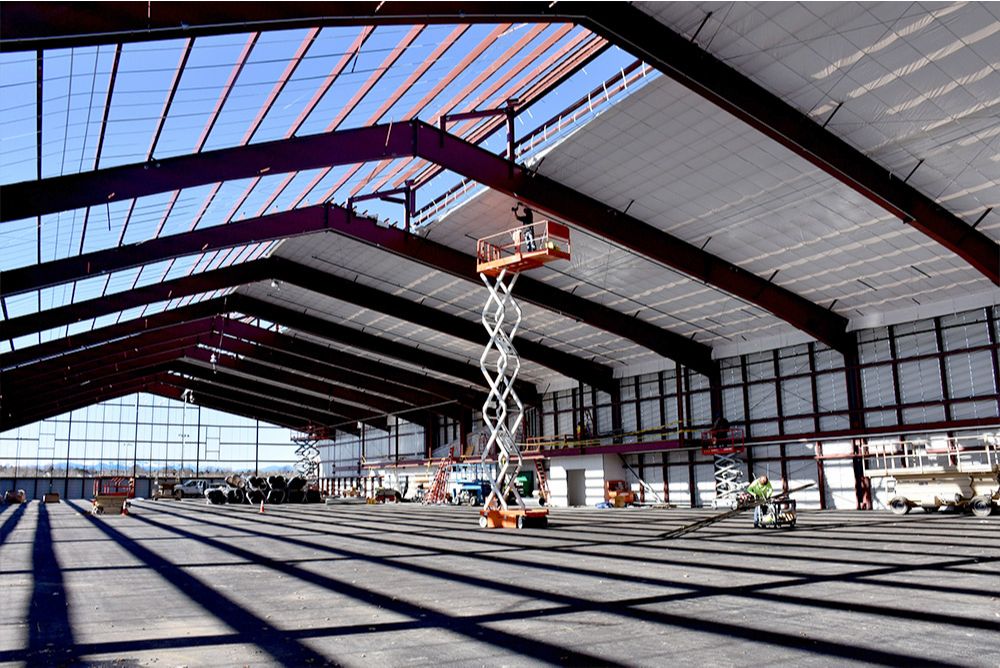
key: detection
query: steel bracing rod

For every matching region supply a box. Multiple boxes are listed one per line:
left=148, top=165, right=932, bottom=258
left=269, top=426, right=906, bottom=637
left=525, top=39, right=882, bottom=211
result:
left=479, top=269, right=527, bottom=513
left=4, top=3, right=993, bottom=282
left=1, top=121, right=852, bottom=352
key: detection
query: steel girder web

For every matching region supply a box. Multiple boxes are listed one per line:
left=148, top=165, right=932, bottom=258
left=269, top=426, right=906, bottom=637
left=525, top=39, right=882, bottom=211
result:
left=3, top=2, right=993, bottom=282
left=0, top=120, right=851, bottom=354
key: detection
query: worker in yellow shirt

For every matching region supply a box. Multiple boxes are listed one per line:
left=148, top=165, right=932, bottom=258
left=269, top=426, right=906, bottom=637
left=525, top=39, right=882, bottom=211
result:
left=747, top=475, right=773, bottom=527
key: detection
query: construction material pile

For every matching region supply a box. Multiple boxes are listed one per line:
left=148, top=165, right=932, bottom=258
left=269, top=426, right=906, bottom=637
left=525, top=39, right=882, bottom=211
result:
left=204, top=475, right=322, bottom=506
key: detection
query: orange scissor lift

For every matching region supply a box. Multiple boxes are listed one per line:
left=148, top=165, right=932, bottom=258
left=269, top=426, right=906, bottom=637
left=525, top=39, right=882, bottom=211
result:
left=475, top=219, right=570, bottom=529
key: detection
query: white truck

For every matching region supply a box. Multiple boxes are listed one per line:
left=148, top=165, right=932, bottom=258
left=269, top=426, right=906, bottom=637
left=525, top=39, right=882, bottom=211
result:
left=863, top=435, right=999, bottom=517
left=172, top=479, right=211, bottom=499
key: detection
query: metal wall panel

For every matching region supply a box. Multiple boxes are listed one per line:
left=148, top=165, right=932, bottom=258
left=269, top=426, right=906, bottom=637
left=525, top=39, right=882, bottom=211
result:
left=946, top=351, right=996, bottom=399
left=722, top=387, right=744, bottom=423
left=780, top=376, right=812, bottom=416
left=898, top=358, right=944, bottom=403
left=861, top=365, right=894, bottom=407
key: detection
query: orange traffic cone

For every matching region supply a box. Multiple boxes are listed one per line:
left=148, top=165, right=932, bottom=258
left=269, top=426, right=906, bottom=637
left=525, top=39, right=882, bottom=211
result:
left=259, top=499, right=265, bottom=514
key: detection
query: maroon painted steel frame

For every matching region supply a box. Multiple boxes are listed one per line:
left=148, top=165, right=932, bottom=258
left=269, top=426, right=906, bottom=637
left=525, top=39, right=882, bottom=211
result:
left=3, top=2, right=993, bottom=282
left=1, top=121, right=852, bottom=353
left=1, top=253, right=612, bottom=392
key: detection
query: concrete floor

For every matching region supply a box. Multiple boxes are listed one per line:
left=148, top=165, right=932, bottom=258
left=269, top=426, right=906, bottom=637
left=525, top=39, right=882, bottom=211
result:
left=1, top=499, right=997, bottom=667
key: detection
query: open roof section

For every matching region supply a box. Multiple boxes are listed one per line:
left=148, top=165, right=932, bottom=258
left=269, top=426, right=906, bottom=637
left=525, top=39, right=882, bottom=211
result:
left=3, top=2, right=992, bottom=285
left=0, top=8, right=624, bottom=361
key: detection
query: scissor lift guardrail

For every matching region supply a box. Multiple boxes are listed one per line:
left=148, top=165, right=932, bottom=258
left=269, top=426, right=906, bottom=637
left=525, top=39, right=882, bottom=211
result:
left=862, top=434, right=999, bottom=516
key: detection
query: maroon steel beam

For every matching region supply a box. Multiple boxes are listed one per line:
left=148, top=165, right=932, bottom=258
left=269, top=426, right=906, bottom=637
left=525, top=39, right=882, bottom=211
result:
left=0, top=260, right=268, bottom=341
left=4, top=3, right=994, bottom=282
left=1, top=377, right=150, bottom=431
left=168, top=359, right=389, bottom=429
left=215, top=319, right=482, bottom=411
left=147, top=381, right=298, bottom=432
left=581, top=4, right=998, bottom=284
left=2, top=202, right=714, bottom=378
left=1, top=248, right=579, bottom=394
left=268, top=257, right=616, bottom=393
left=1, top=121, right=849, bottom=353
left=9, top=352, right=186, bottom=417
left=155, top=370, right=367, bottom=431
left=0, top=298, right=226, bottom=370
left=1, top=205, right=369, bottom=296
left=307, top=206, right=717, bottom=376
left=0, top=124, right=408, bottom=222
left=6, top=328, right=211, bottom=393
left=230, top=294, right=538, bottom=403
left=149, top=378, right=336, bottom=434
left=416, top=123, right=855, bottom=352
left=206, top=337, right=471, bottom=420
left=0, top=3, right=572, bottom=52
left=183, top=346, right=431, bottom=423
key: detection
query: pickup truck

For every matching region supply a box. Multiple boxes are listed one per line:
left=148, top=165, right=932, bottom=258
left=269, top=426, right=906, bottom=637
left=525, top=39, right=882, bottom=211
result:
left=173, top=479, right=210, bottom=499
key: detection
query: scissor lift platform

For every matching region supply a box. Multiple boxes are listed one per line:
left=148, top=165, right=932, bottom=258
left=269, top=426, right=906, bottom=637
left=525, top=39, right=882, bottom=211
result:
left=863, top=435, right=999, bottom=516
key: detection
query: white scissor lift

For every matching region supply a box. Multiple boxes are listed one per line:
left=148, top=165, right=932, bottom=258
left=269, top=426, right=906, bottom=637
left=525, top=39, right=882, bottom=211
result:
left=475, top=219, right=571, bottom=529
left=862, top=434, right=999, bottom=517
